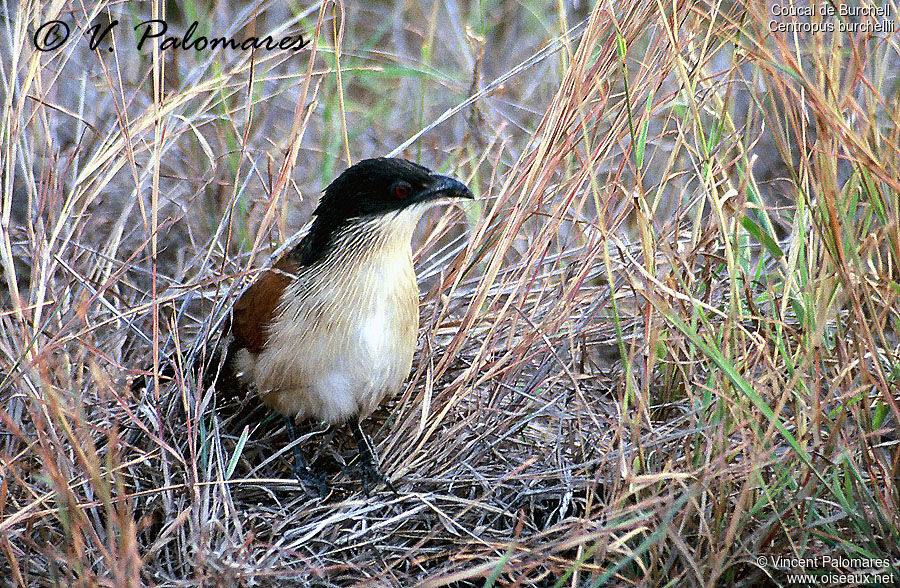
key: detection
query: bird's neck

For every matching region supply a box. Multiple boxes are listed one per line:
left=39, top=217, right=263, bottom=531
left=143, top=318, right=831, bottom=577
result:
left=291, top=203, right=432, bottom=267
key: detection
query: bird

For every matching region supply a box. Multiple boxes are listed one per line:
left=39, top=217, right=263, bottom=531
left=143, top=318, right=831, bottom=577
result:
left=138, top=157, right=473, bottom=496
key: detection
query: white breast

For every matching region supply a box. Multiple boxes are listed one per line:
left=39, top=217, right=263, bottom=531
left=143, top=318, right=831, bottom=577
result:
left=238, top=207, right=425, bottom=423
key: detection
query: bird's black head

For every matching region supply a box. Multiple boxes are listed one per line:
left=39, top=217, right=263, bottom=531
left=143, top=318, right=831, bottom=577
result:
left=292, top=158, right=473, bottom=266
left=313, top=157, right=473, bottom=221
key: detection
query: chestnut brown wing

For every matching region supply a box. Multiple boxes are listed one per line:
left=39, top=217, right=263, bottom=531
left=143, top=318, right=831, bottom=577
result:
left=230, top=259, right=297, bottom=355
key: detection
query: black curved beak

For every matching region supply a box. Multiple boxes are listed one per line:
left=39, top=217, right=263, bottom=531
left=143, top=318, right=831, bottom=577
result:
left=416, top=174, right=474, bottom=202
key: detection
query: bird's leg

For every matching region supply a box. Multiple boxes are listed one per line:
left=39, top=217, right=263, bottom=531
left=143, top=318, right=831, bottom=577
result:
left=348, top=417, right=397, bottom=496
left=285, top=417, right=329, bottom=498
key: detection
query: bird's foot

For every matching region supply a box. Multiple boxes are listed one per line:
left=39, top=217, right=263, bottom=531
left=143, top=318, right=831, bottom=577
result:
left=342, top=461, right=397, bottom=497
left=293, top=463, right=329, bottom=498
left=285, top=417, right=329, bottom=498
left=347, top=417, right=398, bottom=497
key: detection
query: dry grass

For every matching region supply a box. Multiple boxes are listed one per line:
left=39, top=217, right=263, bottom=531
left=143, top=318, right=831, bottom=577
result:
left=2, top=0, right=900, bottom=586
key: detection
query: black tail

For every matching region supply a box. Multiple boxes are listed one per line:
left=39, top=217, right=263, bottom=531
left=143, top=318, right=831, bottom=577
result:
left=130, top=337, right=243, bottom=397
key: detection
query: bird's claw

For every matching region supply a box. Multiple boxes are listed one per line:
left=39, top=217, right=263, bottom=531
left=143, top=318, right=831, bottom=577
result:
left=343, top=462, right=397, bottom=497
left=293, top=464, right=329, bottom=498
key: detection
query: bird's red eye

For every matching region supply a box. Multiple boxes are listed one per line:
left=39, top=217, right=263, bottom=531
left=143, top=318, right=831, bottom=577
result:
left=393, top=182, right=411, bottom=199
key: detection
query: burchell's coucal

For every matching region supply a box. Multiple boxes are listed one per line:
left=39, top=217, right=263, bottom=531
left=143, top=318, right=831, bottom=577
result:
left=139, top=158, right=473, bottom=496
